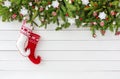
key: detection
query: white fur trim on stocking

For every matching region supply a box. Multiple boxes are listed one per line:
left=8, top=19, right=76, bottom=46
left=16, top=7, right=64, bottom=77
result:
left=16, top=30, right=30, bottom=57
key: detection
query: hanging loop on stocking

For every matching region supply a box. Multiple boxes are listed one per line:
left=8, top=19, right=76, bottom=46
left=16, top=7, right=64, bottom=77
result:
left=30, top=22, right=35, bottom=31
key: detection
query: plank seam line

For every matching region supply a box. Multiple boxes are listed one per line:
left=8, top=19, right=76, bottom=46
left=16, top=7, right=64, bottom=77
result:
left=1, top=60, right=120, bottom=61
left=0, top=70, right=120, bottom=72
left=0, top=40, right=120, bottom=41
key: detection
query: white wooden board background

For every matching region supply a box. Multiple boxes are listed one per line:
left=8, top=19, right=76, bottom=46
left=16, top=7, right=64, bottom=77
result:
left=0, top=20, right=120, bottom=79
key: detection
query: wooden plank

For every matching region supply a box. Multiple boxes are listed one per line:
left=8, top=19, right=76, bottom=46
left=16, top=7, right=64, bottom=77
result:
left=1, top=20, right=120, bottom=32
left=0, top=51, right=120, bottom=61
left=0, top=20, right=90, bottom=31
left=1, top=20, right=120, bottom=31
left=0, top=71, right=120, bottom=79
left=0, top=31, right=119, bottom=41
left=0, top=41, right=120, bottom=51
left=0, top=61, right=120, bottom=71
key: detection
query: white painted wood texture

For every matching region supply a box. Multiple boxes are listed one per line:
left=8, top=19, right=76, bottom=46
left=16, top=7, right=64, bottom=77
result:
left=0, top=21, right=120, bottom=79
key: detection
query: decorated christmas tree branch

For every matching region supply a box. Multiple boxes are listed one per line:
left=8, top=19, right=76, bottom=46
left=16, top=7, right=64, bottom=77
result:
left=0, top=0, right=120, bottom=37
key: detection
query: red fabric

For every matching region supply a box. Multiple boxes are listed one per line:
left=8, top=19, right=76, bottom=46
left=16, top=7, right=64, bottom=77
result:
left=20, top=20, right=32, bottom=37
left=25, top=32, right=41, bottom=64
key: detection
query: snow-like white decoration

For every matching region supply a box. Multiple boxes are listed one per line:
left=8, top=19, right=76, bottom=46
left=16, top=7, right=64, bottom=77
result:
left=76, top=16, right=79, bottom=19
left=29, top=2, right=32, bottom=6
left=52, top=0, right=59, bottom=8
left=81, top=0, right=89, bottom=5
left=45, top=5, right=51, bottom=10
left=20, top=7, right=28, bottom=16
left=66, top=0, right=72, bottom=3
left=9, top=8, right=12, bottom=12
left=113, top=21, right=116, bottom=25
left=4, top=0, right=11, bottom=7
left=35, top=6, right=38, bottom=10
left=116, top=13, right=120, bottom=17
left=68, top=18, right=75, bottom=25
left=98, top=12, right=106, bottom=20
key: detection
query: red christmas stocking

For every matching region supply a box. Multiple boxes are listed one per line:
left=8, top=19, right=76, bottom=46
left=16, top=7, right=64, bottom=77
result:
left=25, top=32, right=41, bottom=64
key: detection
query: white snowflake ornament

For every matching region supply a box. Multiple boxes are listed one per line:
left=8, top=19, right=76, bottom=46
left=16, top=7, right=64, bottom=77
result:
left=98, top=12, right=106, bottom=20
left=81, top=0, right=89, bottom=5
left=20, top=7, right=28, bottom=16
left=4, top=0, right=11, bottom=8
left=52, top=0, right=59, bottom=8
